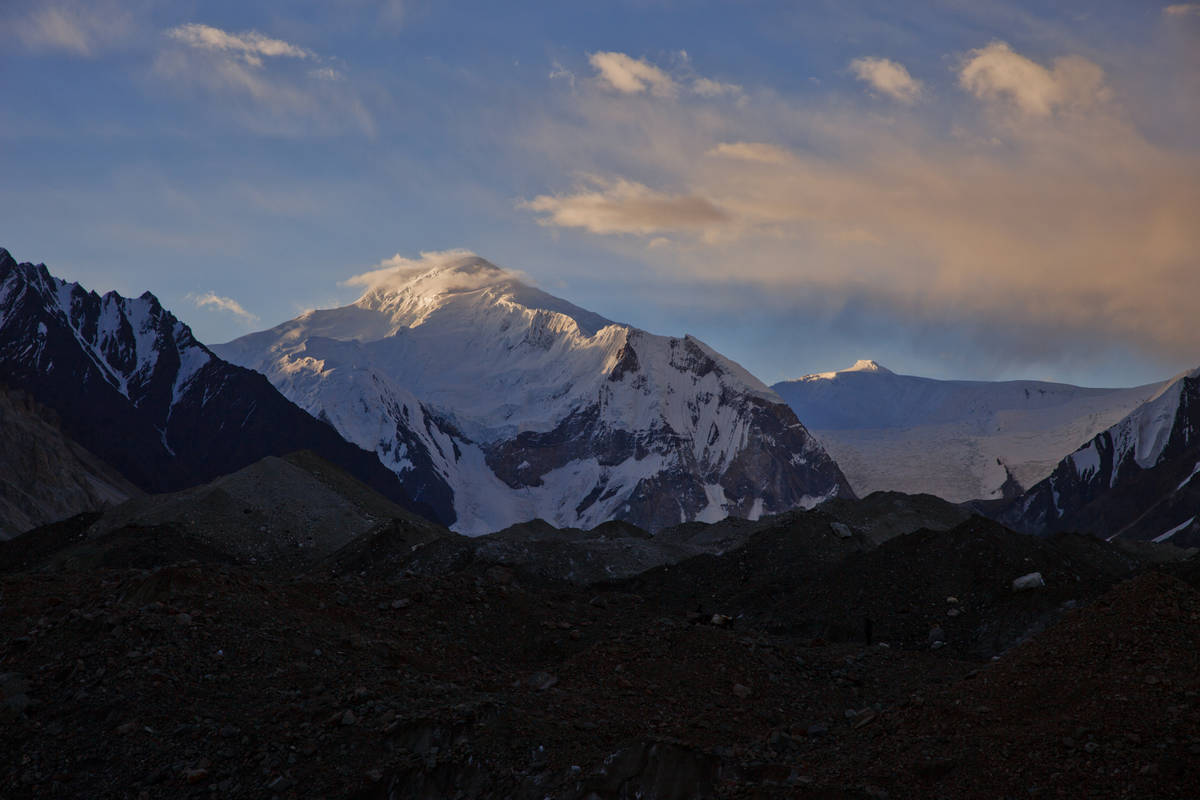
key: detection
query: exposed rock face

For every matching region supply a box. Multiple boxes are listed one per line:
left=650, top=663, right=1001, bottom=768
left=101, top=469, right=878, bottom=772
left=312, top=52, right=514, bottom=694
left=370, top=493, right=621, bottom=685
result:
left=0, top=248, right=434, bottom=521
left=995, top=368, right=1200, bottom=546
left=0, top=386, right=139, bottom=539
left=216, top=253, right=852, bottom=534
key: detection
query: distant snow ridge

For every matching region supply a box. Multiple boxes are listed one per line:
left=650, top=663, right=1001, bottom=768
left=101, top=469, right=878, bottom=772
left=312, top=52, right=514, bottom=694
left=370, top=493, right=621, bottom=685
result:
left=772, top=362, right=1164, bottom=503
left=216, top=253, right=852, bottom=533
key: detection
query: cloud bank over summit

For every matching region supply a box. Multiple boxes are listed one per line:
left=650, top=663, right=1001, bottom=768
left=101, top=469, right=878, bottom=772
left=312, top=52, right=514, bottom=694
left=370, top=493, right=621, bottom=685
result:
left=342, top=250, right=535, bottom=298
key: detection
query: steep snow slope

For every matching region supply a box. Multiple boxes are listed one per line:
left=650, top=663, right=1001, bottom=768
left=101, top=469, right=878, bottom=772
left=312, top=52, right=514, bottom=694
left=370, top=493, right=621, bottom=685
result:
left=216, top=253, right=851, bottom=534
left=772, top=362, right=1163, bottom=502
left=0, top=248, right=435, bottom=519
left=997, top=366, right=1200, bottom=545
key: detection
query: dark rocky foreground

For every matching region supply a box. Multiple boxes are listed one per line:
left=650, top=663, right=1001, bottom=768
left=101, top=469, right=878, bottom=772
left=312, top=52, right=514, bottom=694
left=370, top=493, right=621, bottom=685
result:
left=2, top=504, right=1199, bottom=799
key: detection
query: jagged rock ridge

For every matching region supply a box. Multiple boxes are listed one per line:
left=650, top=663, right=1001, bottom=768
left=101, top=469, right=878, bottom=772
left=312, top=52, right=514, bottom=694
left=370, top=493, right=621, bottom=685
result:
left=0, top=247, right=435, bottom=521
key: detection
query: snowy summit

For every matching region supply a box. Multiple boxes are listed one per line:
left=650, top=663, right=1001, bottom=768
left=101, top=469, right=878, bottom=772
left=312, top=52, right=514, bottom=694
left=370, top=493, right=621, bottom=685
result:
left=216, top=251, right=852, bottom=534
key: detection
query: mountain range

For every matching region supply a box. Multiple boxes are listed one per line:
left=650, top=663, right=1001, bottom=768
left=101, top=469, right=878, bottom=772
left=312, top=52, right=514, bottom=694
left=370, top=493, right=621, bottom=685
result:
left=3, top=244, right=1197, bottom=547
left=770, top=356, right=1200, bottom=545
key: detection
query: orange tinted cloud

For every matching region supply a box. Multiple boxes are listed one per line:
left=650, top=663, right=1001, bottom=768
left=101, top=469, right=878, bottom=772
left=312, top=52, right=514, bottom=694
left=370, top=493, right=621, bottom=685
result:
left=524, top=43, right=1200, bottom=360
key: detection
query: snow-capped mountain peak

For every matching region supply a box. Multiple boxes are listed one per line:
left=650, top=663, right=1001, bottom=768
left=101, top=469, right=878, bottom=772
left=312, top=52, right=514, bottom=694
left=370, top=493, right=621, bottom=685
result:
left=346, top=251, right=616, bottom=339
left=217, top=251, right=852, bottom=533
left=354, top=252, right=517, bottom=309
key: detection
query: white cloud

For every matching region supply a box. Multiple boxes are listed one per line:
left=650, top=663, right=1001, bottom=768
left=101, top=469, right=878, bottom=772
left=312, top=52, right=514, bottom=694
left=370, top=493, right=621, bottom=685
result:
left=589, top=52, right=678, bottom=97
left=167, top=23, right=313, bottom=65
left=343, top=250, right=533, bottom=296
left=958, top=41, right=1109, bottom=116
left=345, top=249, right=477, bottom=286
left=692, top=77, right=743, bottom=98
left=378, top=0, right=407, bottom=28
left=12, top=1, right=135, bottom=56
left=309, top=67, right=344, bottom=81
left=849, top=57, right=923, bottom=104
left=707, top=142, right=793, bottom=164
left=1163, top=3, right=1200, bottom=16
left=583, top=51, right=747, bottom=103
left=190, top=292, right=258, bottom=322
left=524, top=177, right=728, bottom=235
left=549, top=60, right=576, bottom=88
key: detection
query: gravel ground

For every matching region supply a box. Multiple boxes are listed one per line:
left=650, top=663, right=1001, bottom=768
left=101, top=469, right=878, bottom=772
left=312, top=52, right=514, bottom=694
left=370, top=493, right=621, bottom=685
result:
left=2, top=523, right=1197, bottom=798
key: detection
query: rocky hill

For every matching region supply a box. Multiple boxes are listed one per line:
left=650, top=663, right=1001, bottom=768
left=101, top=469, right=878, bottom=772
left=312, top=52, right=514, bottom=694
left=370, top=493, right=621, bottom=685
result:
left=1, top=487, right=1196, bottom=799
left=0, top=386, right=139, bottom=540
left=0, top=452, right=447, bottom=572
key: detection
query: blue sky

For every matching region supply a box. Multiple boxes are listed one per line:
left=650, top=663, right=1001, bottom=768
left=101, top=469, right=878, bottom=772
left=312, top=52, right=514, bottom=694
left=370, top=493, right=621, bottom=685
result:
left=2, top=0, right=1198, bottom=386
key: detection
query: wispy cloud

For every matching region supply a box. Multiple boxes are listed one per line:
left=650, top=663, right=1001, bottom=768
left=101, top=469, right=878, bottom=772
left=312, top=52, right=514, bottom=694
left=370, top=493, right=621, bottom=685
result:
left=378, top=0, right=407, bottom=28
left=343, top=250, right=533, bottom=296
left=167, top=23, right=313, bottom=66
left=958, top=41, right=1109, bottom=116
left=11, top=1, right=135, bottom=56
left=189, top=292, right=258, bottom=322
left=155, top=22, right=376, bottom=137
left=524, top=176, right=728, bottom=235
left=849, top=57, right=923, bottom=104
left=692, top=77, right=743, bottom=98
left=707, top=142, right=794, bottom=164
left=309, top=67, right=344, bottom=81
left=587, top=51, right=742, bottom=101
left=549, top=60, right=576, bottom=88
left=589, top=52, right=678, bottom=97
left=1163, top=3, right=1200, bottom=16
